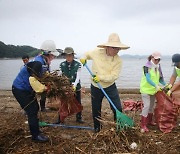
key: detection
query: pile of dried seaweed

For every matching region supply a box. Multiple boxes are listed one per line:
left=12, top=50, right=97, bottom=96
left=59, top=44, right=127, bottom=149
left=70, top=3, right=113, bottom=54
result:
left=38, top=71, right=75, bottom=101
left=38, top=72, right=82, bottom=121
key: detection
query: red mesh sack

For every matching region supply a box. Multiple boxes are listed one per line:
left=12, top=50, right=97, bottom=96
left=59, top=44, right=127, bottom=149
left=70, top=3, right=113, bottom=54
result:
left=58, top=97, right=83, bottom=122
left=123, top=100, right=143, bottom=111
left=154, top=91, right=179, bottom=133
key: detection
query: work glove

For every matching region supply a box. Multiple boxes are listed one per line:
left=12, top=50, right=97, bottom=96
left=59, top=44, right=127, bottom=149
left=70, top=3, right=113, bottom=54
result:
left=163, top=84, right=172, bottom=93
left=167, top=90, right=172, bottom=97
left=72, top=85, right=76, bottom=91
left=155, top=85, right=162, bottom=92
left=92, top=75, right=100, bottom=83
left=80, top=58, right=87, bottom=66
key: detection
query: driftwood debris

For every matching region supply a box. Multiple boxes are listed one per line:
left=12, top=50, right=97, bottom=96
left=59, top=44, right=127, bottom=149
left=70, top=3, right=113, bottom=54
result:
left=39, top=71, right=75, bottom=102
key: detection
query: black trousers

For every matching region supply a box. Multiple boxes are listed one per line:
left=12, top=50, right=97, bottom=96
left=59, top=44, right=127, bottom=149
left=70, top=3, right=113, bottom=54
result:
left=12, top=86, right=40, bottom=137
left=40, top=92, right=46, bottom=110
left=91, top=83, right=122, bottom=129
left=76, top=90, right=82, bottom=120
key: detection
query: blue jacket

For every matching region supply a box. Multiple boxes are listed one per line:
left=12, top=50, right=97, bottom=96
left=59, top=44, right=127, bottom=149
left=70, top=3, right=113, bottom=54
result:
left=34, top=55, right=49, bottom=73
left=13, top=66, right=33, bottom=91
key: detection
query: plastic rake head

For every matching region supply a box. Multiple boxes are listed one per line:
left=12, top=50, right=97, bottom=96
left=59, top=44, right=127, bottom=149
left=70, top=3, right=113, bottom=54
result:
left=116, top=111, right=134, bottom=131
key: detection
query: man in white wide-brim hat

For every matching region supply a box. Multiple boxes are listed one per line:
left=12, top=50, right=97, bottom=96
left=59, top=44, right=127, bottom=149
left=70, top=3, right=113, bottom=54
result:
left=80, top=33, right=130, bottom=133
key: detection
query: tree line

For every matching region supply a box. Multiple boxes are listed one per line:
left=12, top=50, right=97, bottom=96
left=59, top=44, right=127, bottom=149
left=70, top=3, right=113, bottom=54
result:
left=0, top=41, right=41, bottom=58
left=0, top=41, right=63, bottom=58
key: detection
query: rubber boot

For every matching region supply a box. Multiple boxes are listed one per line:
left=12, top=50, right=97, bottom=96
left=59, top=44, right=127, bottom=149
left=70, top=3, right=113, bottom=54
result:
left=32, top=134, right=49, bottom=143
left=147, top=113, right=156, bottom=126
left=140, top=116, right=149, bottom=133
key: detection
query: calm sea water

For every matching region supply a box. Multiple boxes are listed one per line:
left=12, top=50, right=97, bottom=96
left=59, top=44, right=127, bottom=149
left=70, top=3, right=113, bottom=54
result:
left=0, top=57, right=173, bottom=90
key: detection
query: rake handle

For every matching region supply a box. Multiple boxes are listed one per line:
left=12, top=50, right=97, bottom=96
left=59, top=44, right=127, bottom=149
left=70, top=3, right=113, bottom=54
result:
left=47, top=123, right=94, bottom=130
left=84, top=63, right=118, bottom=111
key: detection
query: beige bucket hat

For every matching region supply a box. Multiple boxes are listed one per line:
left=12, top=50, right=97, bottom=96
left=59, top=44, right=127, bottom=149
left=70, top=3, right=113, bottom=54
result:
left=63, top=47, right=76, bottom=55
left=97, top=33, right=130, bottom=50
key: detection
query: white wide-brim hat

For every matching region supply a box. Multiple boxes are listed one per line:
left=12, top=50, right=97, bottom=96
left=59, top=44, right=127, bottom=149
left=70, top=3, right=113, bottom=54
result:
left=40, top=40, right=60, bottom=56
left=97, top=33, right=130, bottom=50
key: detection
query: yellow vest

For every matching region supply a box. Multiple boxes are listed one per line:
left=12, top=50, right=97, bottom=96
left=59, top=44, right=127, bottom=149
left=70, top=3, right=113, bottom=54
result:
left=140, top=68, right=160, bottom=95
left=175, top=67, right=180, bottom=77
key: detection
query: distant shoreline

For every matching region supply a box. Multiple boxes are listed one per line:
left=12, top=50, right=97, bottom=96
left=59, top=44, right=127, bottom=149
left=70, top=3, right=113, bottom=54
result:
left=0, top=57, right=64, bottom=60
left=0, top=55, right=172, bottom=60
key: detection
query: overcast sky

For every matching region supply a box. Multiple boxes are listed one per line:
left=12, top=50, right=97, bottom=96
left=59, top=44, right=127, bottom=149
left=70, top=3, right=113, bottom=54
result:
left=0, top=0, right=180, bottom=56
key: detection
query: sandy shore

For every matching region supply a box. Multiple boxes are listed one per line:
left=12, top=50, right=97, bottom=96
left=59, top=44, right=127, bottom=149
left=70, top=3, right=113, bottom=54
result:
left=1, top=89, right=179, bottom=154
left=0, top=89, right=141, bottom=112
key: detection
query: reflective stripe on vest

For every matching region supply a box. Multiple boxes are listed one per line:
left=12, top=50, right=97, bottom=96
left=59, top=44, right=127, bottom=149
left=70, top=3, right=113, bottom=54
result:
left=140, top=68, right=160, bottom=95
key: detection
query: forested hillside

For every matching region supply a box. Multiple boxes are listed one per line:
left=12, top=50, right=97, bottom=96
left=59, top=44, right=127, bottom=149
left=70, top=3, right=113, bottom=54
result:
left=0, top=41, right=39, bottom=58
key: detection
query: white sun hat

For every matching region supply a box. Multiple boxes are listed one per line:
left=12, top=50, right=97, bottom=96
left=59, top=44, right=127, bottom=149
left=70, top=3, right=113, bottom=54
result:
left=40, top=40, right=59, bottom=56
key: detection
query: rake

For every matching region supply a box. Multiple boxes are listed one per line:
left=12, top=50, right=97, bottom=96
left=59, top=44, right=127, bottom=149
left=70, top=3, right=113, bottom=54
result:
left=39, top=121, right=94, bottom=130
left=83, top=63, right=134, bottom=130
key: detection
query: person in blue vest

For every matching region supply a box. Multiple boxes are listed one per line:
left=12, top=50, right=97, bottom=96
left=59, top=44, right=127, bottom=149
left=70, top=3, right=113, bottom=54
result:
left=165, top=53, right=180, bottom=96
left=59, top=47, right=84, bottom=123
left=34, top=40, right=59, bottom=112
left=12, top=61, right=50, bottom=142
left=140, top=52, right=166, bottom=133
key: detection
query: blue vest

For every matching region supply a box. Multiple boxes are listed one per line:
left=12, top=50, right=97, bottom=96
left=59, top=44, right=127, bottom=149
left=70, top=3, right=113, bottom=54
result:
left=34, top=55, right=49, bottom=73
left=13, top=66, right=33, bottom=91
